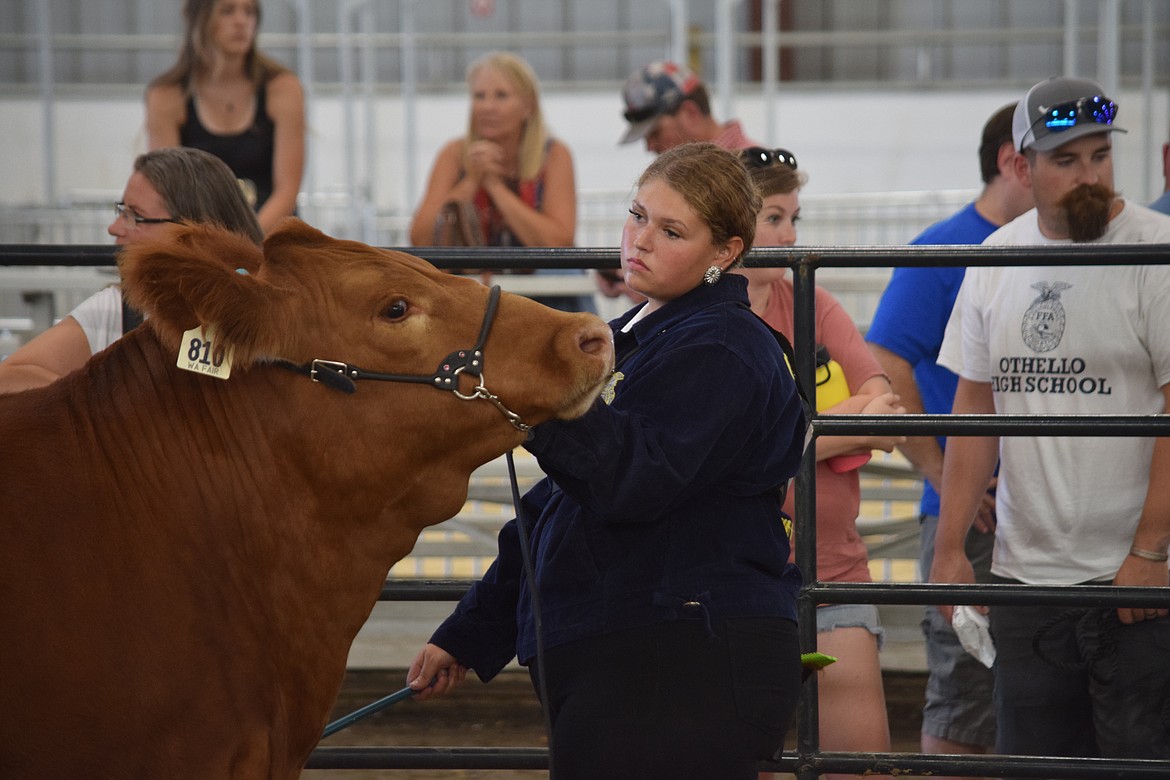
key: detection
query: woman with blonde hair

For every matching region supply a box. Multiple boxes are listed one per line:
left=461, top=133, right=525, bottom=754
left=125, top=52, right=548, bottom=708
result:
left=409, top=51, right=576, bottom=250
left=145, top=0, right=305, bottom=234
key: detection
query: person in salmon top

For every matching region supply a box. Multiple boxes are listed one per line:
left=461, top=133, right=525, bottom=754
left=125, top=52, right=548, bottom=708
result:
left=735, top=145, right=903, bottom=780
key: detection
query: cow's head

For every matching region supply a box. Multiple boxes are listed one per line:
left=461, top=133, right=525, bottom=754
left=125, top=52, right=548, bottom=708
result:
left=118, top=220, right=614, bottom=436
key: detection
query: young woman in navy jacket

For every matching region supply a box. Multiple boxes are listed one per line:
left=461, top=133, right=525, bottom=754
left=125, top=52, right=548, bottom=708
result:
left=409, top=142, right=807, bottom=780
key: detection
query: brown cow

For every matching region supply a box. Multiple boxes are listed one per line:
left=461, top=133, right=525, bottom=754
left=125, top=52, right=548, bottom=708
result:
left=0, top=220, right=613, bottom=779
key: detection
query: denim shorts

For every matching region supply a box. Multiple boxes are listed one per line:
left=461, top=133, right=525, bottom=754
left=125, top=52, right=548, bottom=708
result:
left=816, top=602, right=885, bottom=651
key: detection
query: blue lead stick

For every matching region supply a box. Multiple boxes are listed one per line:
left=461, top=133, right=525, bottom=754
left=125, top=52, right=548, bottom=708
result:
left=321, top=684, right=418, bottom=739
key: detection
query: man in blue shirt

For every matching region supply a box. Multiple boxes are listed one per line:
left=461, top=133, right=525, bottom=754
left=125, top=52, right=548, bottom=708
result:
left=866, top=102, right=1032, bottom=775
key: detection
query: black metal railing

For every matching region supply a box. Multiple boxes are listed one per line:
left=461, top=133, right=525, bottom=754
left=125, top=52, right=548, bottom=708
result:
left=5, top=242, right=1170, bottom=778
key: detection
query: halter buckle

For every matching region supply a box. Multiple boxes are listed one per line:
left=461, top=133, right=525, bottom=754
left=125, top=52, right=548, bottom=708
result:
left=287, top=287, right=528, bottom=428
left=310, top=360, right=350, bottom=382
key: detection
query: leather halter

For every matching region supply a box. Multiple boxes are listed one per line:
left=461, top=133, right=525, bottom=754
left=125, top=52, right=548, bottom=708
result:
left=277, top=285, right=530, bottom=432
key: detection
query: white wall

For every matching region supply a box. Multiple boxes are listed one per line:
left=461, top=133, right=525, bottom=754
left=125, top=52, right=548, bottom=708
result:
left=3, top=85, right=1168, bottom=214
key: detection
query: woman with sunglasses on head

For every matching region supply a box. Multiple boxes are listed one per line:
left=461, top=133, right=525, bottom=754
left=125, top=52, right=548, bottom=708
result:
left=407, top=143, right=807, bottom=780
left=145, top=0, right=305, bottom=235
left=737, top=147, right=903, bottom=780
left=0, top=148, right=262, bottom=395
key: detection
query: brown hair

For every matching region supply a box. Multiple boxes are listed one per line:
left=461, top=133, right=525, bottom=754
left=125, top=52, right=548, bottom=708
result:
left=743, top=159, right=808, bottom=200
left=149, top=0, right=289, bottom=93
left=679, top=83, right=712, bottom=117
left=135, top=147, right=264, bottom=244
left=979, top=102, right=1017, bottom=184
left=638, top=142, right=760, bottom=263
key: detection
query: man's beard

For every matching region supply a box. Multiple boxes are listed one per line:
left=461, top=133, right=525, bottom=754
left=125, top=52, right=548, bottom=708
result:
left=1058, top=183, right=1116, bottom=242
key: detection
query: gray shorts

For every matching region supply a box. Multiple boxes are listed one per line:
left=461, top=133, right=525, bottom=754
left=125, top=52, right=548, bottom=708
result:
left=816, top=602, right=885, bottom=651
left=919, top=514, right=996, bottom=747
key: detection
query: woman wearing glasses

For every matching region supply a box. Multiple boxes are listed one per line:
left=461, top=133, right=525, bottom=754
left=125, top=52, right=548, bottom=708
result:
left=145, top=0, right=305, bottom=234
left=736, top=146, right=903, bottom=780
left=0, top=148, right=261, bottom=394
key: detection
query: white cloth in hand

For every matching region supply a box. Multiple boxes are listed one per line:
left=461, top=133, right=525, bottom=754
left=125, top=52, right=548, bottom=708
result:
left=952, top=605, right=995, bottom=668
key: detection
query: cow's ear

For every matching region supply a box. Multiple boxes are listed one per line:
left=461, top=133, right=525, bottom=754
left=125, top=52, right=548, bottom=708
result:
left=261, top=217, right=333, bottom=252
left=119, top=223, right=284, bottom=364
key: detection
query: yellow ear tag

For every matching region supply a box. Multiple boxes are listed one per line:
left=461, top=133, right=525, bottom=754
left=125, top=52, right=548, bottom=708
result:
left=176, top=325, right=233, bottom=380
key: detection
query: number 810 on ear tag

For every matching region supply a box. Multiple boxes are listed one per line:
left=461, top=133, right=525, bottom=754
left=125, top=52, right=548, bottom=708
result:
left=177, top=325, right=233, bottom=380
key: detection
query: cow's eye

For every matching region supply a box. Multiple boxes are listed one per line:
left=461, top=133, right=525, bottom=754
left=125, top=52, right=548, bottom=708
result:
left=383, top=299, right=409, bottom=321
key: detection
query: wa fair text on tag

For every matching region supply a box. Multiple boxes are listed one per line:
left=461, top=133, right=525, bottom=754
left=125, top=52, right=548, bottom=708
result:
left=177, top=325, right=233, bottom=380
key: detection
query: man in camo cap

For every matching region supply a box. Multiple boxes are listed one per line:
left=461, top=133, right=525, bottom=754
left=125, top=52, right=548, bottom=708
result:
left=600, top=61, right=763, bottom=300
left=932, top=75, right=1170, bottom=766
left=618, top=61, right=759, bottom=154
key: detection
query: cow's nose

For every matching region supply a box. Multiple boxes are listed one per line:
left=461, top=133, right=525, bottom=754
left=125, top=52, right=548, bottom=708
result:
left=577, top=319, right=614, bottom=359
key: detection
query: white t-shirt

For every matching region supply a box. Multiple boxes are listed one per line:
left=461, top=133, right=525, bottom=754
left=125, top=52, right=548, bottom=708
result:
left=68, top=285, right=124, bottom=355
left=939, top=200, right=1170, bottom=584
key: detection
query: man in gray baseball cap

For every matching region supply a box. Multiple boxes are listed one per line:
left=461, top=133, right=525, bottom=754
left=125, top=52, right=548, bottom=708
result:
left=618, top=61, right=758, bottom=153
left=1000, top=75, right=1142, bottom=242
left=1012, top=75, right=1124, bottom=154
left=932, top=73, right=1170, bottom=767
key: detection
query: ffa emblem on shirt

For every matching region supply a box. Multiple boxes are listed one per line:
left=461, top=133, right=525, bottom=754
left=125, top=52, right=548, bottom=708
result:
left=1021, top=281, right=1071, bottom=353
left=601, top=371, right=624, bottom=405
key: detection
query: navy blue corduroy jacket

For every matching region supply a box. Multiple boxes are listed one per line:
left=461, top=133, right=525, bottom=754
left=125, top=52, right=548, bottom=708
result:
left=430, top=275, right=807, bottom=680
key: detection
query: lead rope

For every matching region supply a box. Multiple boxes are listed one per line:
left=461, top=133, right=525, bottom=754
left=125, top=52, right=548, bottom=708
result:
left=319, top=450, right=553, bottom=766
left=320, top=685, right=414, bottom=739
left=507, top=449, right=555, bottom=778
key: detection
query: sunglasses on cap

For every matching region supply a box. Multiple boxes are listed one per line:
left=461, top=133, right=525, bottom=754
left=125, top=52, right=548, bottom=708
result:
left=740, top=147, right=798, bottom=170
left=1032, top=95, right=1118, bottom=134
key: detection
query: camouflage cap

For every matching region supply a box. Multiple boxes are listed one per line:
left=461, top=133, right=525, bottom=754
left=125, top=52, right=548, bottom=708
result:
left=619, top=61, right=703, bottom=145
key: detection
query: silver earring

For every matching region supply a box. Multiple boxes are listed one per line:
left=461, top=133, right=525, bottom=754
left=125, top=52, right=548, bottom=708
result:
left=703, top=265, right=722, bottom=285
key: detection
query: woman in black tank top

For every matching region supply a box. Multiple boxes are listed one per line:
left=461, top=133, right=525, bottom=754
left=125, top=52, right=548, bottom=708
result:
left=144, top=0, right=305, bottom=235
left=179, top=83, right=276, bottom=209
